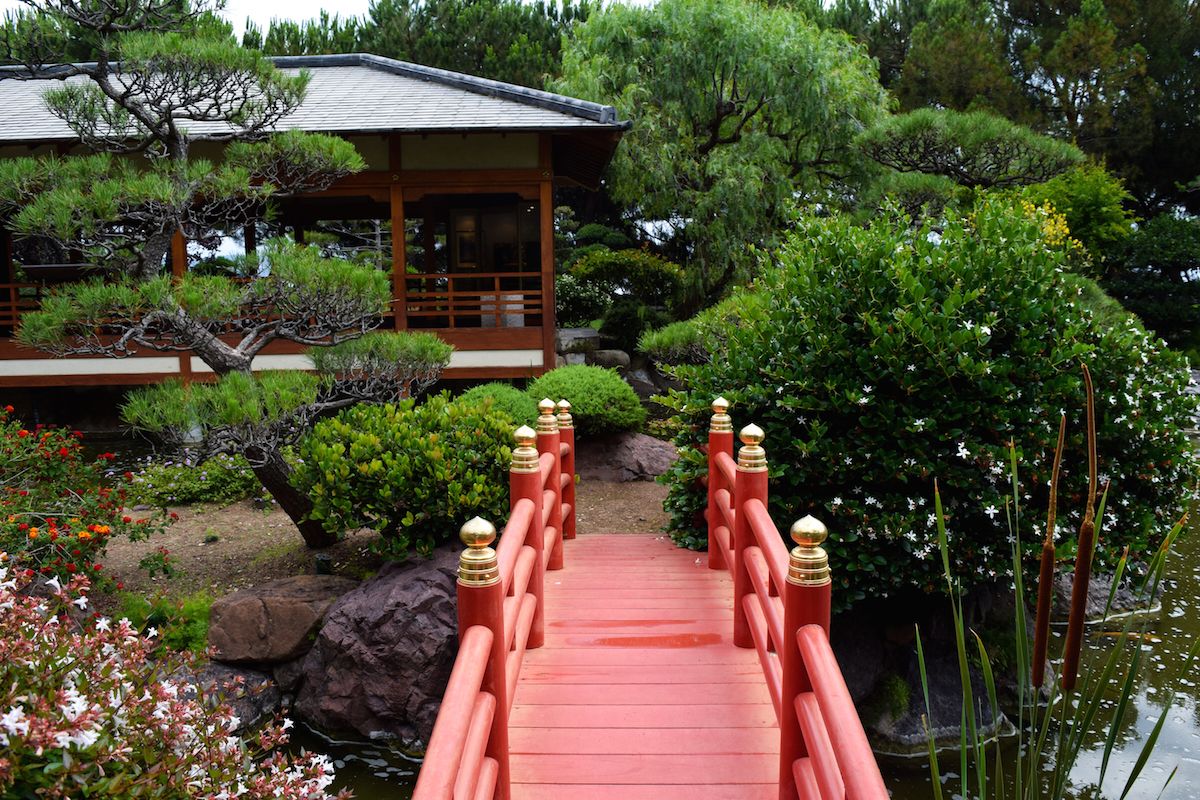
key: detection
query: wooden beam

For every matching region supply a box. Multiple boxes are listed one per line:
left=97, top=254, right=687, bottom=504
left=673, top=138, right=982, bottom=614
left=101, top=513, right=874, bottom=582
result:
left=539, top=178, right=555, bottom=376
left=170, top=230, right=186, bottom=278
left=391, top=182, right=407, bottom=330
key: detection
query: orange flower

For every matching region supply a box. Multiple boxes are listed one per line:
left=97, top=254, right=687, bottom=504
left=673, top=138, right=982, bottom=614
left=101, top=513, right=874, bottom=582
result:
left=27, top=527, right=38, bottom=540
left=78, top=531, right=92, bottom=541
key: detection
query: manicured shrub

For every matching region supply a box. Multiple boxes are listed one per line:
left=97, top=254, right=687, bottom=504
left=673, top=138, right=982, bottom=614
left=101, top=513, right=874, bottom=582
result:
left=292, top=394, right=514, bottom=558
left=527, top=365, right=646, bottom=436
left=0, top=568, right=343, bottom=798
left=0, top=407, right=168, bottom=584
left=570, top=248, right=683, bottom=311
left=555, top=272, right=612, bottom=326
left=659, top=197, right=1198, bottom=609
left=639, top=289, right=767, bottom=366
left=599, top=296, right=670, bottom=354
left=459, top=382, right=539, bottom=426
left=1022, top=164, right=1137, bottom=270
left=127, top=452, right=264, bottom=506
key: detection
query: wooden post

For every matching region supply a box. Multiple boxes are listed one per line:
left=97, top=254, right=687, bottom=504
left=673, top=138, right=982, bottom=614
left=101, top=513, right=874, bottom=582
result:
left=732, top=423, right=767, bottom=649
left=511, top=426, right=545, bottom=649
left=536, top=399, right=564, bottom=571
left=708, top=397, right=733, bottom=570
left=456, top=517, right=511, bottom=800
left=557, top=400, right=576, bottom=540
left=779, top=516, right=832, bottom=799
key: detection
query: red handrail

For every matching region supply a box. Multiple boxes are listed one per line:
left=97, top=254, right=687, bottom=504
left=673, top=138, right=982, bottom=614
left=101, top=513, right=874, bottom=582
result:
left=413, top=399, right=576, bottom=800
left=705, top=397, right=888, bottom=800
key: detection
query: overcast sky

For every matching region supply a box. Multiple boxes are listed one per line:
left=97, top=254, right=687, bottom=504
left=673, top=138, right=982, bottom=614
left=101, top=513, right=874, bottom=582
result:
left=0, top=1, right=376, bottom=40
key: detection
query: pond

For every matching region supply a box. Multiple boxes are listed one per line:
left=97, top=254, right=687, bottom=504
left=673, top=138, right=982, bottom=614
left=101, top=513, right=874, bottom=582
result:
left=884, top=517, right=1200, bottom=799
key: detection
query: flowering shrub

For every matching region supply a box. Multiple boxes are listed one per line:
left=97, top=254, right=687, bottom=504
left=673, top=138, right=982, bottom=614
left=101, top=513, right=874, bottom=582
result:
left=0, top=564, right=348, bottom=799
left=658, top=198, right=1199, bottom=609
left=0, top=408, right=167, bottom=584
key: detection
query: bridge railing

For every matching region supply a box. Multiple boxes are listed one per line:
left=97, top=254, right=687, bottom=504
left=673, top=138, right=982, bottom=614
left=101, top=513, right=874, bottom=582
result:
left=706, top=397, right=888, bottom=800
left=412, top=398, right=575, bottom=800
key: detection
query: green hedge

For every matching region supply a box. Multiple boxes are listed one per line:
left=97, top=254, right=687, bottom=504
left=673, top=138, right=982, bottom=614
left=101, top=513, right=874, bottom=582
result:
left=459, top=382, right=538, bottom=426
left=527, top=365, right=646, bottom=437
left=292, top=394, right=513, bottom=558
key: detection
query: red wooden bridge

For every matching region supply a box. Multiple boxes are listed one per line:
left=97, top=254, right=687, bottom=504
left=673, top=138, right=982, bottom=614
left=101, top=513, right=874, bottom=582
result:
left=413, top=398, right=889, bottom=800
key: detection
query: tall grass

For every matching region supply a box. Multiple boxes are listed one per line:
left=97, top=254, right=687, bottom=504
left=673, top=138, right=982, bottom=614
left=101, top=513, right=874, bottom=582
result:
left=918, top=371, right=1197, bottom=799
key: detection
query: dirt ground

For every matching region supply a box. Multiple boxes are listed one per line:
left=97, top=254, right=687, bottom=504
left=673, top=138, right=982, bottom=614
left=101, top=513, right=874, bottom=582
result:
left=99, top=478, right=671, bottom=604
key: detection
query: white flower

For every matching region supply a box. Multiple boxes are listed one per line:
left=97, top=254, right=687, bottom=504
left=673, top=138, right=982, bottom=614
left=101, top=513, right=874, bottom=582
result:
left=831, top=497, right=843, bottom=507
left=906, top=364, right=916, bottom=372
left=45, top=576, right=62, bottom=593
left=984, top=505, right=999, bottom=519
left=963, top=320, right=976, bottom=331
left=980, top=325, right=991, bottom=336
left=95, top=618, right=110, bottom=633
left=72, top=596, right=88, bottom=610
left=862, top=385, right=873, bottom=394
left=282, top=717, right=294, bottom=731
left=956, top=442, right=970, bottom=460
left=147, top=627, right=159, bottom=639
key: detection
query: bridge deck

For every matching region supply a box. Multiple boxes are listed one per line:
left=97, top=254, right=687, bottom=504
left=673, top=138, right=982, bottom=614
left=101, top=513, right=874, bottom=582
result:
left=509, top=533, right=778, bottom=799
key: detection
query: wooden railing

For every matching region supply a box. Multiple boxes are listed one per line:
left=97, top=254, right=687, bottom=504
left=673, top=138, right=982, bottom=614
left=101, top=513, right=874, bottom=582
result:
left=0, top=283, right=45, bottom=331
left=706, top=397, right=889, bottom=800
left=405, top=271, right=543, bottom=329
left=412, top=398, right=574, bottom=800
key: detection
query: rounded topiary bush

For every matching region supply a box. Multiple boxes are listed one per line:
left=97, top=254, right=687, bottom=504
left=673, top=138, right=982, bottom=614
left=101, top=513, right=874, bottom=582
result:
left=660, top=197, right=1198, bottom=609
left=291, top=393, right=513, bottom=558
left=527, top=365, right=646, bottom=437
left=458, top=382, right=538, bottom=426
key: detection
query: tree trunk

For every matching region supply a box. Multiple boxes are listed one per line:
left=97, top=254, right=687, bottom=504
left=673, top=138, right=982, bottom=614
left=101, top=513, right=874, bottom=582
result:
left=247, top=446, right=338, bottom=549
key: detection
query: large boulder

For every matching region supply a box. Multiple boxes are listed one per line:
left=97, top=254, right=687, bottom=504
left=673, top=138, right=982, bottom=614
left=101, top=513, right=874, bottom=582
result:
left=576, top=432, right=678, bottom=482
left=176, top=662, right=281, bottom=734
left=209, top=575, right=358, bottom=666
left=293, top=547, right=459, bottom=750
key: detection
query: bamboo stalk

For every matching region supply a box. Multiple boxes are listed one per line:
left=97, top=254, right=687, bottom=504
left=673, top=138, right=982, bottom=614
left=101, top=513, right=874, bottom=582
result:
left=1062, top=364, right=1098, bottom=693
left=1032, top=414, right=1066, bottom=689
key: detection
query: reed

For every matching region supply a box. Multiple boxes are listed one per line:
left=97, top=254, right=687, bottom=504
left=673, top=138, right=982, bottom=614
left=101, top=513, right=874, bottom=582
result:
left=917, top=375, right=1196, bottom=799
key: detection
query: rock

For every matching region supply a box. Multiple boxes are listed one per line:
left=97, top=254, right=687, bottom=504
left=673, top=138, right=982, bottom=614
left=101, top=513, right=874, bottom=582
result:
left=178, top=662, right=281, bottom=733
left=555, top=327, right=600, bottom=354
left=293, top=548, right=459, bottom=750
left=273, top=656, right=308, bottom=694
left=1052, top=570, right=1158, bottom=622
left=565, top=352, right=587, bottom=365
left=576, top=432, right=678, bottom=481
left=555, top=355, right=566, bottom=368
left=588, top=349, right=631, bottom=369
left=209, top=575, right=358, bottom=666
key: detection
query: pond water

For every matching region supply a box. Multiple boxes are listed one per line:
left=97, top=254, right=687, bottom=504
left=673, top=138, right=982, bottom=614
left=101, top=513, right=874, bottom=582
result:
left=885, top=519, right=1200, bottom=799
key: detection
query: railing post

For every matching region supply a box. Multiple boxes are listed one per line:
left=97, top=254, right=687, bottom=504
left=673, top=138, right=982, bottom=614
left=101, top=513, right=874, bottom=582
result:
left=707, top=397, right=734, bottom=570
left=511, top=425, right=545, bottom=649
left=536, top=398, right=564, bottom=572
left=457, top=517, right=511, bottom=800
left=732, top=423, right=768, bottom=649
left=557, top=399, right=576, bottom=540
left=779, top=516, right=832, bottom=800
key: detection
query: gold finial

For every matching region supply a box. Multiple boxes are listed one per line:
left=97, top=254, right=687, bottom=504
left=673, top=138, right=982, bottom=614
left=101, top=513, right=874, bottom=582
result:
left=512, top=425, right=539, bottom=473
left=788, top=515, right=830, bottom=586
left=737, top=423, right=767, bottom=472
left=537, top=397, right=559, bottom=434
left=710, top=396, right=732, bottom=433
left=459, top=517, right=500, bottom=586
left=556, top=399, right=574, bottom=430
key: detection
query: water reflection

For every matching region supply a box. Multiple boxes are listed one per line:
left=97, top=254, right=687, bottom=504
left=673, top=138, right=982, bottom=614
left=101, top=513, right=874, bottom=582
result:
left=287, top=726, right=419, bottom=799
left=886, top=519, right=1200, bottom=798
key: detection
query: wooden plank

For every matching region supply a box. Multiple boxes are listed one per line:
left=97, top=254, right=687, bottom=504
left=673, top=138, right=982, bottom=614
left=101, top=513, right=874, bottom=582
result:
left=510, top=753, right=777, bottom=785
left=545, top=620, right=738, bottom=636
left=513, top=681, right=771, bottom=706
left=508, top=726, right=779, bottom=755
left=519, top=664, right=766, bottom=684
left=542, top=607, right=733, bottom=620
left=510, top=785, right=776, bottom=800
left=509, top=703, right=778, bottom=729
left=521, top=647, right=757, bottom=667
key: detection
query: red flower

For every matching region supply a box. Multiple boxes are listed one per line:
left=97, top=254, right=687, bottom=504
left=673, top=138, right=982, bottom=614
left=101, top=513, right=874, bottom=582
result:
left=92, top=564, right=102, bottom=572
left=169, top=512, right=179, bottom=521
left=115, top=581, right=124, bottom=590
left=65, top=563, right=76, bottom=573
left=58, top=447, right=70, bottom=458
left=122, top=516, right=132, bottom=523
left=3, top=405, right=12, bottom=413
left=16, top=429, right=28, bottom=438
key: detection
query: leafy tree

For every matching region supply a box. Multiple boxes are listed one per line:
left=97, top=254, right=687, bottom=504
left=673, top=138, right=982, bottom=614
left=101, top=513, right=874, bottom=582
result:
left=858, top=108, right=1082, bottom=191
left=242, top=11, right=363, bottom=56
left=893, top=0, right=1026, bottom=117
left=245, top=0, right=593, bottom=89
left=0, top=0, right=450, bottom=547
left=553, top=0, right=888, bottom=310
left=825, top=0, right=933, bottom=90
left=1022, top=163, right=1137, bottom=270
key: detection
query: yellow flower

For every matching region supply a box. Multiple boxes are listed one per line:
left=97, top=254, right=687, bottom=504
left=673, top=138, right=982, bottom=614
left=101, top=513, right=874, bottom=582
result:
left=78, top=531, right=92, bottom=541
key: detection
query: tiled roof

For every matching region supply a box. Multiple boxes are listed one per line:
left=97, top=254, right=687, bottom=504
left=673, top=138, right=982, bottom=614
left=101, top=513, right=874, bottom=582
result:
left=0, top=53, right=628, bottom=143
